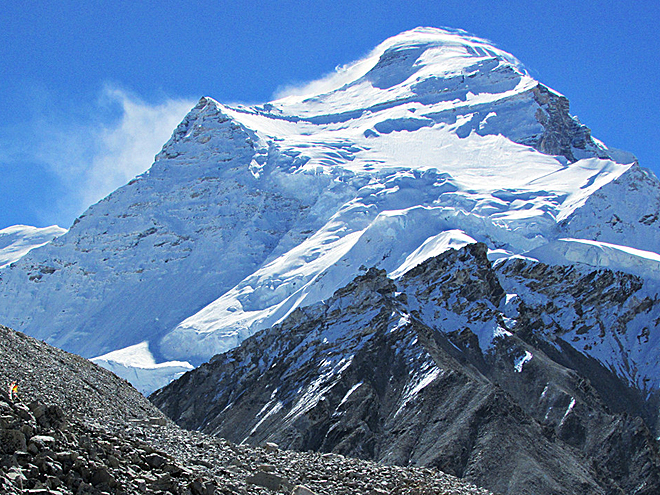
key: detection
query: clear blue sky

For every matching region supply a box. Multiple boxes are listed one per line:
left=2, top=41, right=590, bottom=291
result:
left=1, top=0, right=658, bottom=229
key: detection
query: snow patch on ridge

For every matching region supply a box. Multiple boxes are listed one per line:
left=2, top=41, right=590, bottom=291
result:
left=91, top=342, right=193, bottom=396
left=0, top=225, right=66, bottom=268
left=390, top=229, right=476, bottom=278
left=395, top=360, right=442, bottom=418
left=528, top=238, right=660, bottom=280
left=514, top=351, right=533, bottom=372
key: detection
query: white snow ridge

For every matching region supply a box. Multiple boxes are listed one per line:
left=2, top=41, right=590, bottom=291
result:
left=1, top=27, right=660, bottom=394
left=91, top=342, right=193, bottom=396
left=0, top=225, right=66, bottom=268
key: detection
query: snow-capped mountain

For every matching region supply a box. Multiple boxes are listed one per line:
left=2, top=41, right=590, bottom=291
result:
left=1, top=27, right=659, bottom=395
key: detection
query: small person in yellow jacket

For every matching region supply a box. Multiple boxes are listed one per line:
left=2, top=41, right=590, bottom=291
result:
left=8, top=381, right=18, bottom=402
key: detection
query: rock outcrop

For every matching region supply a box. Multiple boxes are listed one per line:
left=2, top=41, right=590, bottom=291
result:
left=152, top=244, right=660, bottom=495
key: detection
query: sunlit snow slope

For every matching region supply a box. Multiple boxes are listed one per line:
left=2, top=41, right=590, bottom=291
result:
left=0, top=225, right=66, bottom=268
left=90, top=342, right=193, bottom=396
left=1, top=27, right=658, bottom=392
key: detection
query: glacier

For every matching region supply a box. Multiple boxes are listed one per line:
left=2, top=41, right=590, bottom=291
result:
left=1, top=27, right=659, bottom=394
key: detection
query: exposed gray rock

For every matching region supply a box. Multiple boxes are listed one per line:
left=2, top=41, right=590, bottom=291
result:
left=0, top=428, right=26, bottom=454
left=292, top=486, right=318, bottom=495
left=527, top=84, right=609, bottom=162
left=246, top=470, right=292, bottom=491
left=0, top=323, right=493, bottom=495
left=152, top=243, right=660, bottom=495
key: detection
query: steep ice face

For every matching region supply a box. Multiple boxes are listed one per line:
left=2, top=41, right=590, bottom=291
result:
left=0, top=99, right=315, bottom=360
left=1, top=27, right=658, bottom=385
left=528, top=238, right=660, bottom=280
left=560, top=164, right=660, bottom=247
left=183, top=25, right=653, bottom=362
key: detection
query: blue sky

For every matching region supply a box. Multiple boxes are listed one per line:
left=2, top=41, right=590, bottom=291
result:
left=1, top=0, right=658, bottom=229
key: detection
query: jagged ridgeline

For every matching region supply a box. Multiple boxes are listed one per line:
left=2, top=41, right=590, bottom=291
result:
left=152, top=244, right=660, bottom=495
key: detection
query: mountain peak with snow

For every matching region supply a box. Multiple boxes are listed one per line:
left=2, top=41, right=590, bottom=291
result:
left=1, top=27, right=659, bottom=398
left=274, top=26, right=526, bottom=103
left=0, top=225, right=66, bottom=269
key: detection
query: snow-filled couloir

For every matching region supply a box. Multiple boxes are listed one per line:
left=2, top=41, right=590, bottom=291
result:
left=1, top=27, right=659, bottom=393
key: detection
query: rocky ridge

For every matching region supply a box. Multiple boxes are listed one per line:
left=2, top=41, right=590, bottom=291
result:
left=152, top=244, right=660, bottom=495
left=0, top=324, right=492, bottom=494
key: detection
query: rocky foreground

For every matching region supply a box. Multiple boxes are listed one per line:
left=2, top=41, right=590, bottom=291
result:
left=0, top=324, right=491, bottom=494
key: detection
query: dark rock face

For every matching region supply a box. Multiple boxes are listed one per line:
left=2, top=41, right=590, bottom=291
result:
left=496, top=257, right=660, bottom=426
left=0, top=324, right=493, bottom=495
left=152, top=244, right=660, bottom=495
left=529, top=84, right=609, bottom=162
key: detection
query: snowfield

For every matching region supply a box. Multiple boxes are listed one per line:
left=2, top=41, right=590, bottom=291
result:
left=91, top=341, right=193, bottom=396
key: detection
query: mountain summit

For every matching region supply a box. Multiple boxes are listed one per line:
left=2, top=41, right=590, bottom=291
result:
left=1, top=27, right=659, bottom=396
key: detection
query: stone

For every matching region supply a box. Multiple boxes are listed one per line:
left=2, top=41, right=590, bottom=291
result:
left=291, top=485, right=319, bottom=495
left=6, top=466, right=26, bottom=489
left=149, top=472, right=177, bottom=492
left=193, top=458, right=214, bottom=469
left=149, top=416, right=167, bottom=426
left=145, top=452, right=168, bottom=469
left=1, top=429, right=26, bottom=454
left=264, top=442, right=279, bottom=452
left=21, top=423, right=34, bottom=438
left=13, top=404, right=34, bottom=422
left=90, top=466, right=116, bottom=487
left=56, top=451, right=79, bottom=463
left=190, top=478, right=216, bottom=495
left=28, top=401, right=46, bottom=419
left=246, top=471, right=292, bottom=491
left=30, top=435, right=56, bottom=447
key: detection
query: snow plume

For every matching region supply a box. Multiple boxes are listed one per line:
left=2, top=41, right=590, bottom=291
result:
left=272, top=27, right=524, bottom=101
left=77, top=88, right=195, bottom=209
left=30, top=86, right=195, bottom=226
left=273, top=50, right=379, bottom=100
